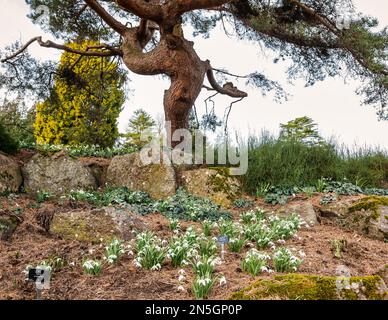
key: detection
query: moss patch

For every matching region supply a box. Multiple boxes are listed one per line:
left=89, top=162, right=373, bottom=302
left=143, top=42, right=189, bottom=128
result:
left=348, top=196, right=388, bottom=214
left=51, top=210, right=118, bottom=244
left=230, top=274, right=387, bottom=300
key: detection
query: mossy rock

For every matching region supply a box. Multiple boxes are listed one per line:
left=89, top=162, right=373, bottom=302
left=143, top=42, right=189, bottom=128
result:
left=348, top=196, right=388, bottom=213
left=51, top=207, right=148, bottom=243
left=0, top=153, right=22, bottom=194
left=106, top=152, right=176, bottom=200
left=180, top=167, right=241, bottom=208
left=230, top=274, right=387, bottom=300
left=345, top=196, right=388, bottom=241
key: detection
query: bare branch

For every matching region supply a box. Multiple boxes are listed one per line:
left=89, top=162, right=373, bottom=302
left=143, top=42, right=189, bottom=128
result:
left=206, top=63, right=248, bottom=98
left=84, top=0, right=129, bottom=34
left=1, top=37, right=122, bottom=63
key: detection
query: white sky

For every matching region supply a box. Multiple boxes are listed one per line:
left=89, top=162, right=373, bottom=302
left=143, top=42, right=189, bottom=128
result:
left=0, top=0, right=387, bottom=148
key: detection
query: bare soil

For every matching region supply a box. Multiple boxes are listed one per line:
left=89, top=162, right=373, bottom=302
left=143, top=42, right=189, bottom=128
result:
left=0, top=194, right=387, bottom=300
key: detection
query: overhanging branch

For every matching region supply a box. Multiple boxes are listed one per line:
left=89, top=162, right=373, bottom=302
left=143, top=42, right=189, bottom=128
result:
left=1, top=37, right=122, bottom=63
left=206, top=63, right=248, bottom=98
left=84, top=0, right=129, bottom=35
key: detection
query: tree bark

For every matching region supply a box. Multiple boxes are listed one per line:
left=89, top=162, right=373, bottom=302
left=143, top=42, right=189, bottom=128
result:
left=121, top=24, right=208, bottom=148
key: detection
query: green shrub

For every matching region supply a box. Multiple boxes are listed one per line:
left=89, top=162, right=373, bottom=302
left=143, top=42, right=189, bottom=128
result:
left=239, top=132, right=388, bottom=194
left=0, top=121, right=18, bottom=154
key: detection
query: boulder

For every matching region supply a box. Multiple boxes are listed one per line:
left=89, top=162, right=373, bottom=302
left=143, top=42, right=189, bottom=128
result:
left=318, top=196, right=388, bottom=241
left=51, top=207, right=148, bottom=243
left=106, top=152, right=176, bottom=200
left=180, top=167, right=241, bottom=208
left=22, top=152, right=97, bottom=195
left=0, top=153, right=22, bottom=194
left=0, top=213, right=20, bottom=241
left=230, top=274, right=387, bottom=300
left=277, top=201, right=318, bottom=226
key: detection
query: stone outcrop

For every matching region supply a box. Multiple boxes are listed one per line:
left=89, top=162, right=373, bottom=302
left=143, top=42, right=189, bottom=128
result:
left=106, top=152, right=176, bottom=200
left=0, top=153, right=22, bottom=194
left=180, top=167, right=241, bottom=208
left=51, top=207, right=148, bottom=242
left=22, top=152, right=97, bottom=195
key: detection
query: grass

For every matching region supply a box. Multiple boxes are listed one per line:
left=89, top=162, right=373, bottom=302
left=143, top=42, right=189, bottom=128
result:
left=239, top=132, right=388, bottom=194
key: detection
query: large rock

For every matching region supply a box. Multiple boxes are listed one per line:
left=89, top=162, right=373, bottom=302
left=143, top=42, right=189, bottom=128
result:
left=51, top=207, right=148, bottom=243
left=277, top=201, right=318, bottom=226
left=230, top=274, right=387, bottom=300
left=106, top=152, right=176, bottom=200
left=318, top=196, right=388, bottom=241
left=180, top=168, right=241, bottom=208
left=0, top=153, right=22, bottom=194
left=22, top=152, right=97, bottom=195
left=0, top=211, right=20, bottom=241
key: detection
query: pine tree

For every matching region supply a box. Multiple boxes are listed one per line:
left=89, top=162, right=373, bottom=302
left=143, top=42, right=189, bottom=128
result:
left=124, top=109, right=156, bottom=149
left=280, top=116, right=324, bottom=146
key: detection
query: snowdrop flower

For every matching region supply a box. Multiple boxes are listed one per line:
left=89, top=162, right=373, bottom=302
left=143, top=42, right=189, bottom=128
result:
left=151, top=263, right=161, bottom=271
left=177, top=285, right=186, bottom=292
left=127, top=250, right=134, bottom=256
left=277, top=239, right=286, bottom=245
left=133, top=260, right=142, bottom=268
left=299, top=251, right=306, bottom=258
left=69, top=262, right=75, bottom=267
left=179, top=269, right=186, bottom=276
left=161, top=239, right=168, bottom=246
left=261, top=266, right=269, bottom=273
left=219, top=276, right=227, bottom=286
left=178, top=274, right=185, bottom=282
left=181, top=259, right=189, bottom=266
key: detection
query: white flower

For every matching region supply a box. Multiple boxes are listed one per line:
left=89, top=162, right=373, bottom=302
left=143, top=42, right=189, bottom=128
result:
left=162, top=239, right=168, bottom=246
left=299, top=251, right=306, bottom=258
left=177, top=285, right=186, bottom=292
left=178, top=275, right=185, bottom=282
left=261, top=266, right=269, bottom=273
left=219, top=276, right=227, bottom=286
left=151, top=263, right=161, bottom=271
left=133, top=260, right=142, bottom=268
left=178, top=269, right=186, bottom=276
left=277, top=239, right=286, bottom=245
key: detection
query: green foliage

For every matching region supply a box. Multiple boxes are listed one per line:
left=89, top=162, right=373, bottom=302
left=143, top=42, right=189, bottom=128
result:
left=241, top=132, right=341, bottom=193
left=240, top=130, right=388, bottom=194
left=66, top=187, right=232, bottom=222
left=156, top=188, right=231, bottom=222
left=22, top=143, right=136, bottom=158
left=227, top=237, right=246, bottom=253
left=280, top=116, right=324, bottom=146
left=123, top=109, right=156, bottom=150
left=104, top=238, right=125, bottom=264
left=133, top=231, right=167, bottom=270
left=82, top=259, right=102, bottom=276
left=320, top=194, right=338, bottom=205
left=241, top=249, right=270, bottom=276
left=0, top=121, right=18, bottom=154
left=233, top=198, right=254, bottom=209
left=192, top=275, right=217, bottom=300
left=273, top=248, right=303, bottom=273
left=34, top=40, right=125, bottom=148
left=0, top=98, right=35, bottom=146
left=68, top=187, right=154, bottom=215
left=36, top=190, right=53, bottom=203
